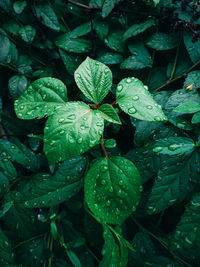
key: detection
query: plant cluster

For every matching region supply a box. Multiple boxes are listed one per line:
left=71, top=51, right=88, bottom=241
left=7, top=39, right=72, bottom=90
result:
left=0, top=0, right=200, bottom=266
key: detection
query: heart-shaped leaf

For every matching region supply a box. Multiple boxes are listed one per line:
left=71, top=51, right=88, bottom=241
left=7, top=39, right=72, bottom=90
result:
left=116, top=77, right=167, bottom=121
left=14, top=77, right=67, bottom=120
left=44, top=102, right=104, bottom=164
left=74, top=57, right=112, bottom=104
left=85, top=156, right=142, bottom=225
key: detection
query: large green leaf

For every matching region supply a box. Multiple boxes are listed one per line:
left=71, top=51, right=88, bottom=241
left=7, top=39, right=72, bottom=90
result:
left=23, top=156, right=85, bottom=208
left=116, top=77, right=167, bottom=121
left=146, top=33, right=178, bottom=50
left=14, top=77, right=67, bottom=120
left=44, top=102, right=104, bottom=164
left=170, top=192, right=200, bottom=250
left=35, top=4, right=60, bottom=31
left=98, top=104, right=121, bottom=124
left=123, top=19, right=155, bottom=41
left=55, top=33, right=91, bottom=53
left=147, top=150, right=199, bottom=214
left=85, top=156, right=142, bottom=225
left=153, top=137, right=195, bottom=156
left=74, top=57, right=112, bottom=104
left=0, top=229, right=14, bottom=265
left=59, top=49, right=82, bottom=76
left=19, top=25, right=36, bottom=43
left=121, top=42, right=152, bottom=70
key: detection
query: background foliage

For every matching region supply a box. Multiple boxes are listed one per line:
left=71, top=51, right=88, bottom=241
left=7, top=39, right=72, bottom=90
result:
left=0, top=0, right=200, bottom=266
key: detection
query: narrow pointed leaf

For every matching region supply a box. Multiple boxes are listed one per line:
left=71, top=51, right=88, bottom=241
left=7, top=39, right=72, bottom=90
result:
left=98, top=104, right=121, bottom=124
left=14, top=77, right=67, bottom=120
left=174, top=102, right=200, bottom=114
left=0, top=229, right=14, bottom=264
left=116, top=77, right=167, bottom=121
left=153, top=137, right=195, bottom=156
left=44, top=102, right=104, bottom=164
left=74, top=57, right=112, bottom=103
left=85, top=156, right=142, bottom=225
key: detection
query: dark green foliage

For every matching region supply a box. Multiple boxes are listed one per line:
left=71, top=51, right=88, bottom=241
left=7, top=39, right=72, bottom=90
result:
left=0, top=0, right=200, bottom=266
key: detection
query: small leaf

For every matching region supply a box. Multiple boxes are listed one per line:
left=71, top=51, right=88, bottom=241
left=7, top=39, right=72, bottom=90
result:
left=183, top=70, right=200, bottom=91
left=121, top=41, right=152, bottom=70
left=146, top=33, right=179, bottom=50
left=184, top=32, right=200, bottom=63
left=85, top=156, right=142, bottom=225
left=55, top=33, right=91, bottom=53
left=102, top=0, right=120, bottom=18
left=69, top=22, right=91, bottom=38
left=192, top=112, right=200, bottom=124
left=153, top=137, right=195, bottom=156
left=74, top=57, right=112, bottom=104
left=97, top=52, right=123, bottom=65
left=59, top=49, right=82, bottom=76
left=44, top=102, right=104, bottom=164
left=19, top=25, right=36, bottom=43
left=8, top=75, right=28, bottom=100
left=14, top=77, right=67, bottom=120
left=22, top=156, right=85, bottom=208
left=13, top=0, right=26, bottom=14
left=170, top=192, right=200, bottom=250
left=104, top=30, right=126, bottom=53
left=0, top=229, right=14, bottom=264
left=116, top=77, right=167, bottom=121
left=35, top=4, right=60, bottom=31
left=174, top=102, right=200, bottom=114
left=98, top=104, right=121, bottom=124
left=123, top=19, right=155, bottom=41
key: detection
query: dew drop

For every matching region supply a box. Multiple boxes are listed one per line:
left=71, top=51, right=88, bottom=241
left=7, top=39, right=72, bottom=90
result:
left=115, top=208, right=120, bottom=215
left=77, top=137, right=83, bottom=144
left=146, top=105, right=153, bottom=110
left=126, top=78, right=132, bottom=83
left=117, top=85, right=123, bottom=92
left=96, top=122, right=103, bottom=127
left=128, top=107, right=137, bottom=114
left=109, top=187, right=113, bottom=193
left=106, top=200, right=111, bottom=206
left=119, top=180, right=123, bottom=186
left=144, top=85, right=148, bottom=90
left=68, top=114, right=76, bottom=120
left=132, top=205, right=136, bottom=212
left=168, top=144, right=179, bottom=151
left=154, top=116, right=161, bottom=121
left=101, top=179, right=106, bottom=185
left=153, top=147, right=163, bottom=153
left=58, top=118, right=64, bottom=123
left=20, top=105, right=24, bottom=110
left=100, top=165, right=108, bottom=172
left=139, top=185, right=143, bottom=192
left=60, top=130, right=65, bottom=134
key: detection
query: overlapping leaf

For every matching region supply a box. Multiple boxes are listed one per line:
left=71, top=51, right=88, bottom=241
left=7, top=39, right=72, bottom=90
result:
left=98, top=104, right=121, bottom=124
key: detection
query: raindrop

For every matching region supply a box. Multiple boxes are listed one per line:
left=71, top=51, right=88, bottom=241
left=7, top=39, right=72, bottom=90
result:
left=89, top=140, right=96, bottom=148
left=168, top=144, right=179, bottom=151
left=126, top=78, right=132, bottom=83
left=67, top=114, right=76, bottom=120
left=106, top=200, right=111, bottom=206
left=20, top=105, right=24, bottom=110
left=146, top=105, right=153, bottom=110
left=119, top=180, right=123, bottom=186
left=101, top=179, right=106, bottom=185
left=60, top=130, right=65, bottom=134
left=133, top=95, right=139, bottom=101
left=153, top=147, right=163, bottom=153
left=144, top=85, right=148, bottom=90
left=139, top=185, right=143, bottom=192
left=96, top=122, right=103, bottom=127
left=115, top=208, right=120, bottom=215
left=100, top=165, right=108, bottom=172
left=109, top=187, right=113, bottom=193
left=58, top=118, right=64, bottom=123
left=154, top=116, right=161, bottom=121
left=128, top=107, right=137, bottom=114
left=77, top=137, right=83, bottom=144
left=132, top=205, right=136, bottom=212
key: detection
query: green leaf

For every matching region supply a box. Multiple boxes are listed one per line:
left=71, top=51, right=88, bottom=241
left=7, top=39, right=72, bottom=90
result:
left=23, top=156, right=85, bottom=208
left=98, top=104, right=121, bottom=124
left=147, top=150, right=199, bottom=214
left=35, top=4, right=60, bottom=31
left=0, top=32, right=18, bottom=64
left=65, top=249, right=82, bottom=267
left=93, top=18, right=109, bottom=40
left=105, top=30, right=126, bottom=53
left=69, top=22, right=91, bottom=38
left=13, top=1, right=26, bottom=14
left=146, top=33, right=178, bottom=50
left=170, top=192, right=200, bottom=250
left=153, top=137, right=195, bottom=156
left=8, top=75, right=28, bottom=100
left=102, top=0, right=120, bottom=18
left=85, top=156, right=142, bottom=225
left=116, top=77, right=167, bottom=121
left=0, top=156, right=17, bottom=181
left=55, top=32, right=91, bottom=53
left=174, top=102, right=200, bottom=114
left=0, top=201, right=13, bottom=218
left=123, top=19, right=155, bottom=41
left=0, top=172, right=9, bottom=198
left=44, top=102, right=104, bottom=164
left=120, top=41, right=152, bottom=70
left=74, top=57, right=112, bottom=104
left=99, top=225, right=122, bottom=267
left=14, top=77, right=67, bottom=120
left=184, top=32, right=200, bottom=63
left=59, top=49, right=82, bottom=76
left=192, top=112, right=200, bottom=124
left=97, top=52, right=123, bottom=65
left=0, top=229, right=14, bottom=264
left=19, top=25, right=36, bottom=43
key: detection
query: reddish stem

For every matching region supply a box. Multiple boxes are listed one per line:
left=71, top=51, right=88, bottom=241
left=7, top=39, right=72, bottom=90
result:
left=111, top=99, right=119, bottom=106
left=67, top=0, right=101, bottom=10
left=100, top=135, right=108, bottom=158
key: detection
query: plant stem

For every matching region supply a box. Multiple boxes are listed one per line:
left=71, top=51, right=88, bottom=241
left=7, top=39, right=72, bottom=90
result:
left=67, top=0, right=101, bottom=10
left=131, top=216, right=192, bottom=267
left=154, top=58, right=200, bottom=92
left=111, top=99, right=119, bottom=106
left=170, top=42, right=180, bottom=81
left=100, top=134, right=108, bottom=158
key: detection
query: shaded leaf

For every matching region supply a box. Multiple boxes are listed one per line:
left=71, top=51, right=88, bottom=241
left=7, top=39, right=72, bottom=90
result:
left=184, top=32, right=200, bottom=63
left=97, top=52, right=123, bottom=65
left=8, top=75, right=28, bottom=100
left=98, top=104, right=121, bottom=124
left=102, top=0, right=120, bottom=18
left=174, top=102, right=200, bottom=114
left=146, top=33, right=178, bottom=50
left=19, top=25, right=36, bottom=43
